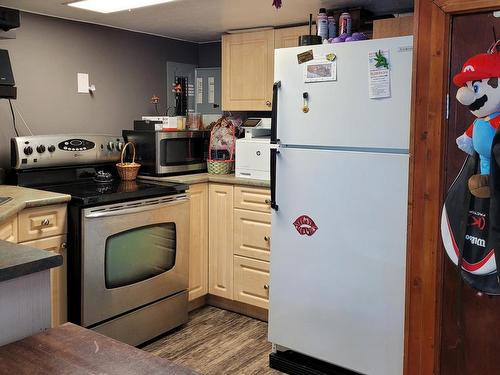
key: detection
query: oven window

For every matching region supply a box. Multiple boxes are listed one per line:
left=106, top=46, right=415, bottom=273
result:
left=105, top=223, right=176, bottom=289
left=160, top=138, right=207, bottom=165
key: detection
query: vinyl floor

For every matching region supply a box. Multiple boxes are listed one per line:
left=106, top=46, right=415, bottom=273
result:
left=143, top=306, right=283, bottom=375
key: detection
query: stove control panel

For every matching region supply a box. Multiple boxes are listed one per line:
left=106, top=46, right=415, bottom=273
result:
left=11, top=134, right=124, bottom=170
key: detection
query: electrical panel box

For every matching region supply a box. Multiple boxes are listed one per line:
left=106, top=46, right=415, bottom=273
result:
left=194, top=67, right=221, bottom=115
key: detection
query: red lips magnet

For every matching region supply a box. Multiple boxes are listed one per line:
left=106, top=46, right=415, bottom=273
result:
left=293, top=215, right=318, bottom=236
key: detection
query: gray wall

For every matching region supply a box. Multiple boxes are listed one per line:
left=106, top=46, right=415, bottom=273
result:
left=198, top=42, right=221, bottom=68
left=0, top=12, right=201, bottom=168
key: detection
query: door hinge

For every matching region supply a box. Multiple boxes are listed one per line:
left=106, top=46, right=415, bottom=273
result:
left=445, top=93, right=450, bottom=120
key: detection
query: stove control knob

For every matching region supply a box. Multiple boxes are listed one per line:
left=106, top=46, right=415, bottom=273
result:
left=36, top=145, right=46, bottom=153
left=107, top=142, right=115, bottom=151
left=48, top=145, right=56, bottom=153
left=24, top=146, right=33, bottom=155
left=117, top=142, right=124, bottom=151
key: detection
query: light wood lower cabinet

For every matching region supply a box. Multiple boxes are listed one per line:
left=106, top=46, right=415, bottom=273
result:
left=234, top=255, right=270, bottom=309
left=234, top=208, right=271, bottom=262
left=188, top=183, right=209, bottom=301
left=0, top=215, right=18, bottom=243
left=208, top=184, right=234, bottom=299
left=234, top=186, right=271, bottom=213
left=20, top=234, right=67, bottom=327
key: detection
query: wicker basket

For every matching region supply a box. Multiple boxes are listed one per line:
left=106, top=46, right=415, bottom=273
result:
left=116, top=142, right=141, bottom=181
left=208, top=117, right=235, bottom=175
left=207, top=160, right=233, bottom=175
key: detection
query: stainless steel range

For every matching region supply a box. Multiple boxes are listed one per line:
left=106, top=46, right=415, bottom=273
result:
left=10, top=134, right=189, bottom=346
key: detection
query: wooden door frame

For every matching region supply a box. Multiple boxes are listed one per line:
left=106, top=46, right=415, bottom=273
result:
left=405, top=1, right=499, bottom=374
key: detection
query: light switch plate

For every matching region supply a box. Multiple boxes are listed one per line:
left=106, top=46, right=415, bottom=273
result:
left=77, top=73, right=89, bottom=93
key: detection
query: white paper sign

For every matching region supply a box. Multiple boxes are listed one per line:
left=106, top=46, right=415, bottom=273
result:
left=208, top=77, right=215, bottom=104
left=368, top=49, right=391, bottom=99
left=196, top=77, right=203, bottom=104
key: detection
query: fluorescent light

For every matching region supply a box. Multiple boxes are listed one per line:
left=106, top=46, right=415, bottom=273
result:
left=67, top=0, right=175, bottom=14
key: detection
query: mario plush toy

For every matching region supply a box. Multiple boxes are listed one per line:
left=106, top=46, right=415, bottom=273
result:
left=454, top=46, right=500, bottom=198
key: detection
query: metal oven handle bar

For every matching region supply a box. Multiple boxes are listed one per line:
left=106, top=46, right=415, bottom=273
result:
left=84, top=194, right=188, bottom=219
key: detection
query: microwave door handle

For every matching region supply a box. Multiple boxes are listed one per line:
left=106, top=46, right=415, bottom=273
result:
left=85, top=196, right=187, bottom=219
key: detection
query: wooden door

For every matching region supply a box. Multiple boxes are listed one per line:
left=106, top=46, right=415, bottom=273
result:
left=22, top=235, right=67, bottom=328
left=222, top=30, right=275, bottom=111
left=208, top=184, right=234, bottom=299
left=274, top=25, right=309, bottom=49
left=188, top=183, right=209, bottom=301
left=441, top=11, right=500, bottom=375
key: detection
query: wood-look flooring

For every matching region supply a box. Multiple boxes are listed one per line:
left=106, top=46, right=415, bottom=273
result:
left=143, top=306, right=283, bottom=375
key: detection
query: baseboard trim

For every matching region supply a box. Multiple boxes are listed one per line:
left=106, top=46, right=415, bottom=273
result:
left=207, top=294, right=268, bottom=322
left=188, top=295, right=208, bottom=312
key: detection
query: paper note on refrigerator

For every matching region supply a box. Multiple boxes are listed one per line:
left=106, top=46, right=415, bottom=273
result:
left=368, top=49, right=391, bottom=99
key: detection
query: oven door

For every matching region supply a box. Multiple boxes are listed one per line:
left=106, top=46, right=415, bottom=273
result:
left=81, top=194, right=189, bottom=327
left=156, top=132, right=208, bottom=174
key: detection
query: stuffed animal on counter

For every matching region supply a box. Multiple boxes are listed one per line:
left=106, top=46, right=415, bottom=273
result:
left=455, top=48, right=500, bottom=198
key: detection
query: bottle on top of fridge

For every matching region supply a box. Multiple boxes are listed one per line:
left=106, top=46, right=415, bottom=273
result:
left=316, top=8, right=328, bottom=40
left=339, top=11, right=352, bottom=36
left=327, top=12, right=337, bottom=39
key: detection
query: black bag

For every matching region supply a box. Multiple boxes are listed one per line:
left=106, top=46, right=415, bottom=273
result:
left=441, top=138, right=500, bottom=295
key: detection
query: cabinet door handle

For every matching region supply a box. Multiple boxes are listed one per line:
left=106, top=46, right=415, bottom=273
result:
left=264, top=236, right=270, bottom=242
left=41, top=219, right=50, bottom=226
left=60, top=242, right=67, bottom=249
left=265, top=199, right=271, bottom=205
left=266, top=101, right=272, bottom=107
left=264, top=284, right=269, bottom=290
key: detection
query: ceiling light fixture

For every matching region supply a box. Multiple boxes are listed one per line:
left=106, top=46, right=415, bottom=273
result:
left=66, top=0, right=175, bottom=14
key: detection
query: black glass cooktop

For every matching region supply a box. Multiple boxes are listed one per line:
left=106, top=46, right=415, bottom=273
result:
left=36, top=179, right=187, bottom=207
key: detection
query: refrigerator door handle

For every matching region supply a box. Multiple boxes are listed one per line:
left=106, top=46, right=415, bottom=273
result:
left=270, top=147, right=279, bottom=211
left=271, top=81, right=281, bottom=145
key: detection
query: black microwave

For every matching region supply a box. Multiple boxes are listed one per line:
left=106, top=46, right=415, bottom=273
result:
left=123, top=130, right=210, bottom=176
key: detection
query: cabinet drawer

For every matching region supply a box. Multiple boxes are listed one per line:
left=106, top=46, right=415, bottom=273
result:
left=234, top=256, right=270, bottom=309
left=234, top=209, right=271, bottom=261
left=18, top=204, right=67, bottom=242
left=234, top=186, right=271, bottom=213
left=0, top=215, right=18, bottom=243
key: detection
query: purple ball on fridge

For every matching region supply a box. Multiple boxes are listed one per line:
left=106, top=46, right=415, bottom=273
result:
left=345, top=36, right=354, bottom=42
left=331, top=37, right=344, bottom=43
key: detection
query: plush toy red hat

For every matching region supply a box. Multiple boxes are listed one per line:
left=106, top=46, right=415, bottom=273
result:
left=453, top=51, right=500, bottom=87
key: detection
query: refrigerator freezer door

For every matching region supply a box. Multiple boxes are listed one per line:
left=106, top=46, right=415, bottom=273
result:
left=268, top=147, right=409, bottom=375
left=274, top=36, right=413, bottom=150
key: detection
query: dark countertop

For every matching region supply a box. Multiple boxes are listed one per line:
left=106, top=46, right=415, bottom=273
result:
left=0, top=322, right=200, bottom=375
left=0, top=240, right=63, bottom=282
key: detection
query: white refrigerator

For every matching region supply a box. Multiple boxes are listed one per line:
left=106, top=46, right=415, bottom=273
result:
left=268, top=36, right=413, bottom=375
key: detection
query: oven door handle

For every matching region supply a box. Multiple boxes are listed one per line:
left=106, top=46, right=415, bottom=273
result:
left=84, top=195, right=188, bottom=219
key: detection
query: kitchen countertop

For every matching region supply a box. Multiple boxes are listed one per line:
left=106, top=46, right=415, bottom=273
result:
left=0, top=240, right=63, bottom=282
left=0, top=185, right=71, bottom=222
left=139, top=173, right=270, bottom=188
left=0, top=322, right=200, bottom=374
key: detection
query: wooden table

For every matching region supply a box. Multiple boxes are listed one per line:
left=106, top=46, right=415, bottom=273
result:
left=0, top=323, right=200, bottom=374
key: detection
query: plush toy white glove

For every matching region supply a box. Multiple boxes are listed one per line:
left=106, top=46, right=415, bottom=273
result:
left=456, top=133, right=474, bottom=155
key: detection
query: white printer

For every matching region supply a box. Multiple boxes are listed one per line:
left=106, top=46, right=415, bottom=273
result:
left=235, top=118, right=271, bottom=181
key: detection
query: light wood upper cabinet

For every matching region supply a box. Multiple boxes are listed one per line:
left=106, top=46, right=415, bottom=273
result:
left=373, top=16, right=414, bottom=39
left=274, top=25, right=309, bottom=49
left=0, top=215, right=18, bottom=243
left=222, top=30, right=275, bottom=111
left=21, top=234, right=67, bottom=328
left=18, top=204, right=67, bottom=242
left=188, top=183, right=209, bottom=302
left=208, top=184, right=234, bottom=299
